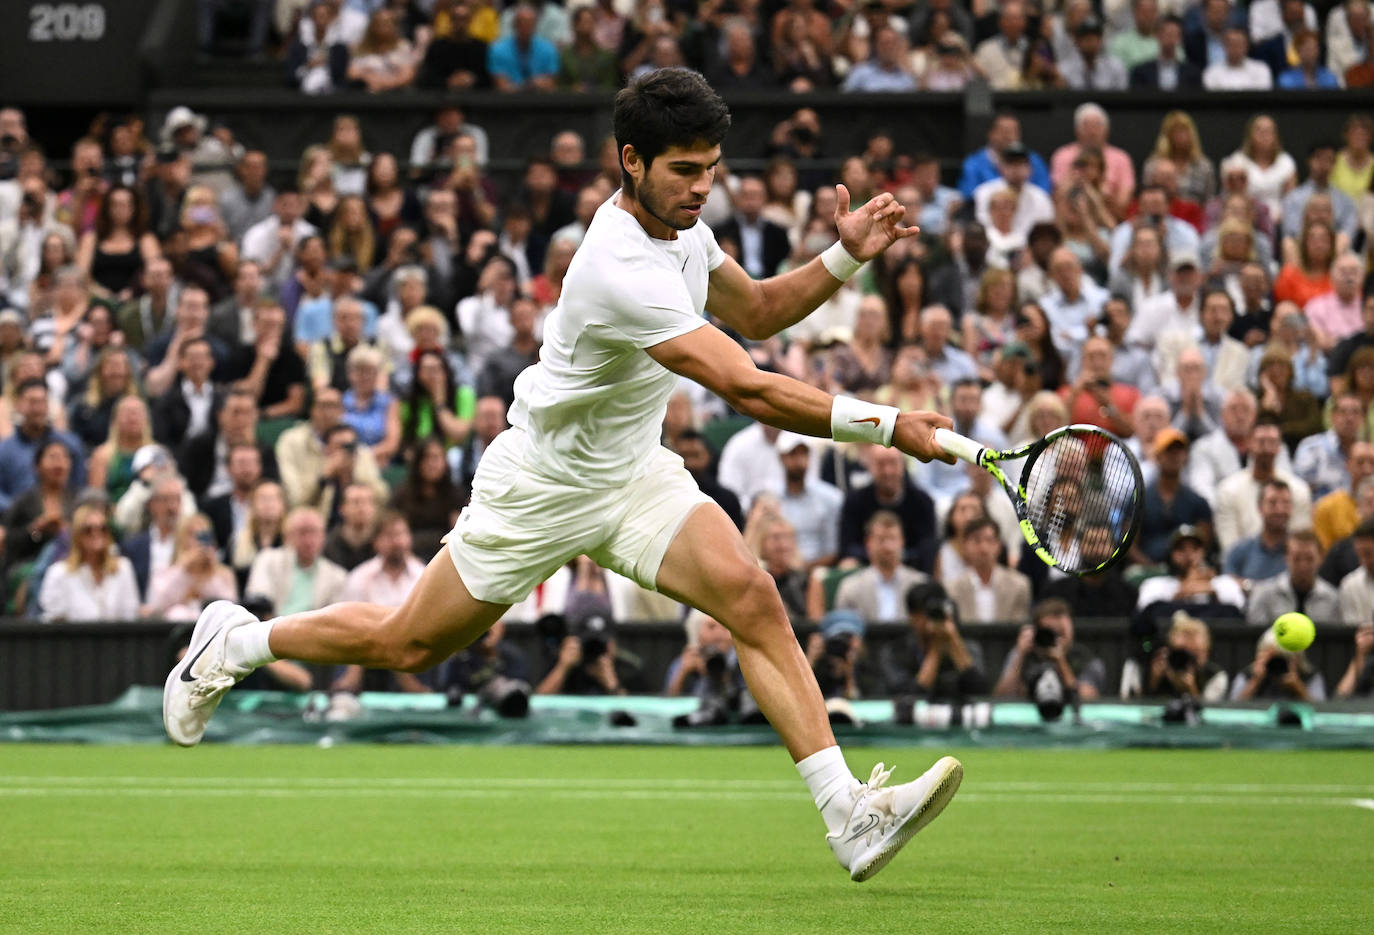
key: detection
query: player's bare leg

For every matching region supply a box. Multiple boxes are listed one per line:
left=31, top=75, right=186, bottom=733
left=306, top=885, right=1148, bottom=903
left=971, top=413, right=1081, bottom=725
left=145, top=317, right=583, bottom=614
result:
left=164, top=549, right=509, bottom=746
left=655, top=502, right=961, bottom=881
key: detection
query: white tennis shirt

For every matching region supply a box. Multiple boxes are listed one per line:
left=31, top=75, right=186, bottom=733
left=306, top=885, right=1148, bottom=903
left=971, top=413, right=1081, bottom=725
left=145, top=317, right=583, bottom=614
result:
left=508, top=193, right=724, bottom=487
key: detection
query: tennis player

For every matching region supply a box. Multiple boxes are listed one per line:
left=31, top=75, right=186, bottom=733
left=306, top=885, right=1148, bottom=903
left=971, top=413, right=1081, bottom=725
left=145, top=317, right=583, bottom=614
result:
left=166, top=68, right=962, bottom=882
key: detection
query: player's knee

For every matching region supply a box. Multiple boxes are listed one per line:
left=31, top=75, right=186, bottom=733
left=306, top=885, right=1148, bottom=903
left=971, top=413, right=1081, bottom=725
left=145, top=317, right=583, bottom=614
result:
left=721, top=566, right=789, bottom=639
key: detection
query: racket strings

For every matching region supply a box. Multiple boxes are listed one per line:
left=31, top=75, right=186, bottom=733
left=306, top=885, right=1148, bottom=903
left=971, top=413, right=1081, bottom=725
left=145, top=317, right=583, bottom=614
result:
left=1024, top=433, right=1139, bottom=573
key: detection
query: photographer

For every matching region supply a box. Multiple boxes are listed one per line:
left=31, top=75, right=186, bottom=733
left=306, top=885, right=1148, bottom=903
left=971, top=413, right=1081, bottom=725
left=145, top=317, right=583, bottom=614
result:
left=1335, top=624, right=1374, bottom=699
left=444, top=618, right=532, bottom=718
left=994, top=598, right=1106, bottom=702
left=805, top=610, right=881, bottom=700
left=881, top=582, right=988, bottom=703
left=1229, top=629, right=1327, bottom=701
left=1125, top=611, right=1230, bottom=702
left=535, top=613, right=644, bottom=696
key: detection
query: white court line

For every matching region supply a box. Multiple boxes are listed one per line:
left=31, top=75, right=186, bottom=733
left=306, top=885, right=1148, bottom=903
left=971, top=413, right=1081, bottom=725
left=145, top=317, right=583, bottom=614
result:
left=4, top=776, right=1374, bottom=794
left=0, top=784, right=1372, bottom=810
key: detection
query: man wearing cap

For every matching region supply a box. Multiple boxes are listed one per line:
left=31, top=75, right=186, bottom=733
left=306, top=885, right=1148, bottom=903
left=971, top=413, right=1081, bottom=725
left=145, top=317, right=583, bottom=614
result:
left=835, top=510, right=929, bottom=622
left=1214, top=416, right=1313, bottom=552
left=981, top=342, right=1037, bottom=437
left=972, top=144, right=1055, bottom=242
left=1136, top=524, right=1246, bottom=612
left=0, top=379, right=86, bottom=512
left=775, top=432, right=843, bottom=569
left=1132, top=426, right=1214, bottom=564
left=1248, top=530, right=1340, bottom=626
left=1125, top=248, right=1203, bottom=350
left=1060, top=16, right=1129, bottom=89
left=881, top=582, right=987, bottom=702
left=958, top=113, right=1052, bottom=200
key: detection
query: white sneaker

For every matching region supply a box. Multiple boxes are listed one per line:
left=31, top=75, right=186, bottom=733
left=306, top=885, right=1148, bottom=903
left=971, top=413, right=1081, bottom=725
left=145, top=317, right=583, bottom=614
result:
left=163, top=601, right=258, bottom=747
left=827, top=756, right=964, bottom=882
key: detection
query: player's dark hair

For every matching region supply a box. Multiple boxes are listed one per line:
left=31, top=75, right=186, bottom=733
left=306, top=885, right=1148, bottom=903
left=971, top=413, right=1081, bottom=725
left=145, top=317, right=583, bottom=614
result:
left=613, top=68, right=730, bottom=193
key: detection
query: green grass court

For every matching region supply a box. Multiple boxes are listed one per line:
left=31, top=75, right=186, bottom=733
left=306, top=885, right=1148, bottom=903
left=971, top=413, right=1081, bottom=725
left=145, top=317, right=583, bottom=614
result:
left=2, top=745, right=1369, bottom=934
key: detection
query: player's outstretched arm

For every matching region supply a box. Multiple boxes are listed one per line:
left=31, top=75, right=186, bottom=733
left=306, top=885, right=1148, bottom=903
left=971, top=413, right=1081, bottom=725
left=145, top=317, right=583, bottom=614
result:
left=648, top=323, right=953, bottom=463
left=706, top=183, right=918, bottom=340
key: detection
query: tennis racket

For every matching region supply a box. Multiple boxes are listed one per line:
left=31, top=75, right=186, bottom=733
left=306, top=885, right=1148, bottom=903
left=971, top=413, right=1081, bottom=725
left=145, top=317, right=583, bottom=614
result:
left=934, top=423, right=1144, bottom=576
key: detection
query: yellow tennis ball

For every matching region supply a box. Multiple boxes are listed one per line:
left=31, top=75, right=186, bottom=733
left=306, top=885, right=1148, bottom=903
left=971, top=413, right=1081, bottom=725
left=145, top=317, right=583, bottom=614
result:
left=1273, top=612, right=1315, bottom=653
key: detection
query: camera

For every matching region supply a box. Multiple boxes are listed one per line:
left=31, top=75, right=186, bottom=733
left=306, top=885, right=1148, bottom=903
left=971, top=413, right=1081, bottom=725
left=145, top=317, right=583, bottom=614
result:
left=1023, top=657, right=1068, bottom=721
left=1033, top=626, right=1059, bottom=649
left=477, top=675, right=531, bottom=718
left=1265, top=654, right=1291, bottom=678
left=824, top=635, right=852, bottom=659
left=576, top=615, right=611, bottom=662
left=702, top=645, right=728, bottom=678
left=1167, top=647, right=1195, bottom=672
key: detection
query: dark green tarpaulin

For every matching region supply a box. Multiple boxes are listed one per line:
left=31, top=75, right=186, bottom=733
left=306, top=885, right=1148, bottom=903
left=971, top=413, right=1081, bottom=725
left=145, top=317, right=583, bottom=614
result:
left=3, top=688, right=1373, bottom=749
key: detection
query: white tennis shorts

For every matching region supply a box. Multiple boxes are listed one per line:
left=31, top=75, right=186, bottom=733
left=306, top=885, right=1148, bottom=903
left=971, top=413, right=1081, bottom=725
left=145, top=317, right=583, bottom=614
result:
left=447, top=428, right=713, bottom=605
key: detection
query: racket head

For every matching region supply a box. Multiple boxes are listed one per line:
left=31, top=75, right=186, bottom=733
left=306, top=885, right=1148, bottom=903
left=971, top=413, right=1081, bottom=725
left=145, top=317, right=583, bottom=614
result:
left=1016, top=423, right=1144, bottom=576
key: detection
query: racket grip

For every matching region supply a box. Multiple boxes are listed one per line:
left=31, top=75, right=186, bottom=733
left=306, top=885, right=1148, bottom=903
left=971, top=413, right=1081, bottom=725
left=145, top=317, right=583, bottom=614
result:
left=934, top=429, right=986, bottom=466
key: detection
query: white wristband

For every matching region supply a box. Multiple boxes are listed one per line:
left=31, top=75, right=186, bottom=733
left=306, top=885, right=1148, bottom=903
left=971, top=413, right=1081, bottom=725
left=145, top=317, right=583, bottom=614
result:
left=831, top=395, right=900, bottom=446
left=820, top=241, right=863, bottom=282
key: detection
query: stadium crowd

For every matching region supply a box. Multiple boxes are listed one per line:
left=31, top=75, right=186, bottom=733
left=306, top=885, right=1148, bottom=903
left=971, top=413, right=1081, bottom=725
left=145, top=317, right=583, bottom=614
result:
left=4, top=0, right=1374, bottom=711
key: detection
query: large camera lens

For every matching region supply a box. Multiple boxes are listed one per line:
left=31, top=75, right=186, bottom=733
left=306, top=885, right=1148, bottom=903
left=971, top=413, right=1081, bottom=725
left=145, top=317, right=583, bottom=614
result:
left=1167, top=648, right=1195, bottom=671
left=1033, top=626, right=1058, bottom=649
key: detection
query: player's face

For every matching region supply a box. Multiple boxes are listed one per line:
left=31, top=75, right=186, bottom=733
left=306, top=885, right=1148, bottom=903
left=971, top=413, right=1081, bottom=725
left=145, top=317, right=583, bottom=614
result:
left=631, top=142, right=721, bottom=232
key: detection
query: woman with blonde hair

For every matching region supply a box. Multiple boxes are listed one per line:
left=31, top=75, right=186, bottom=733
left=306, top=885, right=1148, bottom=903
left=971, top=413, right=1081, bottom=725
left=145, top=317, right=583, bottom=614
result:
left=1230, top=115, right=1297, bottom=223
left=347, top=9, right=419, bottom=94
left=67, top=345, right=137, bottom=451
left=341, top=344, right=401, bottom=465
left=1011, top=389, right=1071, bottom=447
left=230, top=481, right=286, bottom=589
left=144, top=513, right=238, bottom=621
left=87, top=394, right=152, bottom=504
left=324, top=115, right=372, bottom=195
left=962, top=267, right=1018, bottom=368
left=177, top=184, right=237, bottom=300
left=326, top=194, right=377, bottom=273
left=38, top=502, right=139, bottom=622
left=298, top=144, right=339, bottom=230
left=1144, top=111, right=1216, bottom=205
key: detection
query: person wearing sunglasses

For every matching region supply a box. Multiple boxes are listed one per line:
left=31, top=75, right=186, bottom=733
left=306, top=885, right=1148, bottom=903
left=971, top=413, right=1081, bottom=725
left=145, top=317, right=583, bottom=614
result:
left=37, top=502, right=139, bottom=622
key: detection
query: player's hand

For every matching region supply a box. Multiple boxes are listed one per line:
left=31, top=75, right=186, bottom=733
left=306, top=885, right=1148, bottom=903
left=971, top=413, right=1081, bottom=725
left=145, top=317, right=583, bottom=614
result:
left=834, top=184, right=919, bottom=262
left=891, top=410, right=955, bottom=464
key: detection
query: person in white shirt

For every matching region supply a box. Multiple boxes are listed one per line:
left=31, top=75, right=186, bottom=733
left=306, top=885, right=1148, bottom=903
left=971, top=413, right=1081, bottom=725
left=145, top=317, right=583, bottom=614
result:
left=1155, top=288, right=1250, bottom=390
left=1202, top=27, right=1275, bottom=90
left=454, top=254, right=519, bottom=376
left=166, top=70, right=963, bottom=882
left=40, top=503, right=140, bottom=622
left=1127, top=252, right=1202, bottom=351
left=238, top=188, right=317, bottom=287
left=1339, top=520, right=1374, bottom=624
left=972, top=143, right=1055, bottom=241
left=1214, top=417, right=1313, bottom=551
left=333, top=511, right=431, bottom=693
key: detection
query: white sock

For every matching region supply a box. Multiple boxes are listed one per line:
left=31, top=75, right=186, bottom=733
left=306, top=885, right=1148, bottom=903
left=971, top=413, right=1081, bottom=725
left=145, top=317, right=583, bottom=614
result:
left=224, top=620, right=277, bottom=670
left=796, top=745, right=858, bottom=835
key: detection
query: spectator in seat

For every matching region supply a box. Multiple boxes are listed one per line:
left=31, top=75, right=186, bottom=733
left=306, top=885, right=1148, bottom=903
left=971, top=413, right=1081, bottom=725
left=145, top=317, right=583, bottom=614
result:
left=229, top=480, right=285, bottom=589
left=1335, top=624, right=1374, bottom=698
left=715, top=176, right=791, bottom=282
left=245, top=506, right=347, bottom=616
left=340, top=344, right=401, bottom=467
left=203, top=442, right=262, bottom=557
left=880, top=581, right=987, bottom=702
left=232, top=300, right=307, bottom=421
left=1061, top=15, right=1128, bottom=90
left=181, top=387, right=278, bottom=503
left=1323, top=482, right=1374, bottom=589
left=746, top=507, right=807, bottom=622
left=838, top=447, right=938, bottom=573
left=1042, top=521, right=1140, bottom=616
left=86, top=395, right=152, bottom=505
left=287, top=0, right=351, bottom=94
left=1297, top=395, right=1366, bottom=505
left=842, top=24, right=918, bottom=92
left=1215, top=417, right=1313, bottom=552
left=1314, top=441, right=1374, bottom=553
left=1050, top=103, right=1136, bottom=219
left=276, top=387, right=387, bottom=510
left=333, top=511, right=431, bottom=693
left=1277, top=28, right=1340, bottom=88
left=834, top=510, right=929, bottom=623
left=1058, top=335, right=1138, bottom=437
left=1223, top=478, right=1295, bottom=586
left=38, top=502, right=139, bottom=622
left=144, top=512, right=237, bottom=621
left=1157, top=291, right=1248, bottom=394
left=119, top=470, right=188, bottom=600
left=973, top=144, right=1056, bottom=245
left=239, top=187, right=316, bottom=286
left=1132, top=427, right=1214, bottom=564
left=1230, top=629, right=1326, bottom=701
left=1338, top=518, right=1374, bottom=623
left=709, top=19, right=778, bottom=91
left=1186, top=389, right=1289, bottom=507
left=1281, top=142, right=1359, bottom=248
left=772, top=433, right=842, bottom=571
left=973, top=0, right=1032, bottom=91
left=1228, top=115, right=1297, bottom=227
left=346, top=8, right=419, bottom=93
left=392, top=437, right=465, bottom=561
left=209, top=259, right=264, bottom=351
left=0, top=379, right=86, bottom=513
left=1254, top=346, right=1323, bottom=452
left=418, top=1, right=490, bottom=91
left=1137, top=524, right=1246, bottom=612
left=324, top=482, right=379, bottom=571
left=1304, top=253, right=1366, bottom=352
left=1203, top=26, right=1274, bottom=89
left=1329, top=297, right=1374, bottom=387
left=1130, top=15, right=1202, bottom=90
left=150, top=336, right=224, bottom=461
left=559, top=5, right=619, bottom=92
left=1248, top=530, right=1341, bottom=626
left=488, top=4, right=559, bottom=92
left=994, top=598, right=1105, bottom=701
left=3, top=440, right=76, bottom=587
left=946, top=517, right=1031, bottom=625
left=958, top=113, right=1051, bottom=200
left=448, top=394, right=507, bottom=499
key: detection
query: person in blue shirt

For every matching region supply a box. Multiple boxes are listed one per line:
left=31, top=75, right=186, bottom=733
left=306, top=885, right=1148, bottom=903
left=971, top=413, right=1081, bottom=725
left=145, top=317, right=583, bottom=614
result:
left=1277, top=29, right=1341, bottom=89
left=0, top=379, right=87, bottom=512
left=488, top=5, right=560, bottom=92
left=958, top=113, right=1051, bottom=200
left=1223, top=478, right=1294, bottom=584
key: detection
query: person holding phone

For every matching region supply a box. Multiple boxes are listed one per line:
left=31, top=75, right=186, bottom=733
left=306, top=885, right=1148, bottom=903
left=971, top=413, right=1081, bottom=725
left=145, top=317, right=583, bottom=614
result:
left=144, top=513, right=239, bottom=621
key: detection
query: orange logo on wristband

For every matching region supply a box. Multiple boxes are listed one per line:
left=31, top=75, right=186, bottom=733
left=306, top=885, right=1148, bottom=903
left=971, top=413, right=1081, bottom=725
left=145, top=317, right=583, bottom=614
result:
left=849, top=417, right=882, bottom=426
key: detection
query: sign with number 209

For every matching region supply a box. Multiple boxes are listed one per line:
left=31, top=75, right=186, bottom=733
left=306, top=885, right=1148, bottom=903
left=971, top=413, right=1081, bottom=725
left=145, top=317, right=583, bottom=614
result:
left=28, top=3, right=106, bottom=42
